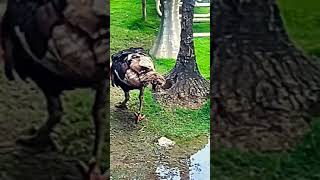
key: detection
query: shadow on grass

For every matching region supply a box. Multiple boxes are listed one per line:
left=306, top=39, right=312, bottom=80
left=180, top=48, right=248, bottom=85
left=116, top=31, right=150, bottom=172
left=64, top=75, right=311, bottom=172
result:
left=213, top=119, right=320, bottom=180
left=127, top=19, right=159, bottom=31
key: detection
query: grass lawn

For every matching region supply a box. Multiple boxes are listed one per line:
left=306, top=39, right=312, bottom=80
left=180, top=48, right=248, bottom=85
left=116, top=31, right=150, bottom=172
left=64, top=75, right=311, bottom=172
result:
left=110, top=0, right=210, bottom=141
left=213, top=0, right=320, bottom=179
left=193, top=6, right=210, bottom=33
left=278, top=0, right=320, bottom=57
left=110, top=0, right=320, bottom=178
left=214, top=120, right=320, bottom=180
left=194, top=6, right=210, bottom=14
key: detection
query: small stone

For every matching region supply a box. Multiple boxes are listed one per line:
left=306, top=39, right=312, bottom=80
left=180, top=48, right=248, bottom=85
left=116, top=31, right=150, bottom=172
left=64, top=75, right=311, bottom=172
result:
left=158, top=137, right=175, bottom=148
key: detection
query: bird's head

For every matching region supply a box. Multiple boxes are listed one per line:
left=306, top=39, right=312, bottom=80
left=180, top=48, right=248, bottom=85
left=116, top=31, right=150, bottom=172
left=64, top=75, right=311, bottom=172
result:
left=140, top=71, right=166, bottom=91
left=150, top=73, right=166, bottom=91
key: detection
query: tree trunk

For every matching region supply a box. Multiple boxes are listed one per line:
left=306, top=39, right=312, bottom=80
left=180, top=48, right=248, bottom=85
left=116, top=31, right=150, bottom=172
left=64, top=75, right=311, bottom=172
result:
left=142, top=0, right=147, bottom=21
left=156, top=0, right=209, bottom=108
left=212, top=0, right=320, bottom=151
left=149, top=0, right=181, bottom=59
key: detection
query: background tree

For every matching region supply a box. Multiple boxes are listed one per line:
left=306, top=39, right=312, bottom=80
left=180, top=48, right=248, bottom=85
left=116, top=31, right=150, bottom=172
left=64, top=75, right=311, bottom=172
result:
left=157, top=0, right=209, bottom=107
left=149, top=0, right=181, bottom=59
left=142, top=0, right=147, bottom=21
left=212, top=0, right=320, bottom=151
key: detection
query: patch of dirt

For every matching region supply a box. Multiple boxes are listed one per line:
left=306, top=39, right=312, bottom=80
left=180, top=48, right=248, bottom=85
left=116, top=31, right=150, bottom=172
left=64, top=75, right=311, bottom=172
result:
left=154, top=89, right=208, bottom=109
left=110, top=87, right=159, bottom=179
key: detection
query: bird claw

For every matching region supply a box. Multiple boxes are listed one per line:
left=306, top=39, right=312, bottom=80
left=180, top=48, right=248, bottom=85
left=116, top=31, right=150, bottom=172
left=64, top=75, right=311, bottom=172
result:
left=77, top=158, right=108, bottom=180
left=134, top=112, right=145, bottom=124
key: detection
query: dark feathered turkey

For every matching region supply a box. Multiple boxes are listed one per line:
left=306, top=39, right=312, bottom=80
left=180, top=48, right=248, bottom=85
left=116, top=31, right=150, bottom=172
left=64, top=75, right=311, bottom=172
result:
left=111, top=47, right=165, bottom=123
left=1, top=0, right=108, bottom=179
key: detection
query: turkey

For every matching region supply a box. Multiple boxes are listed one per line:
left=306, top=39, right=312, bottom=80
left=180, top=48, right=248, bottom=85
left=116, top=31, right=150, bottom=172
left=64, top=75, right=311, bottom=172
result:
left=111, top=47, right=165, bottom=123
left=1, top=0, right=108, bottom=179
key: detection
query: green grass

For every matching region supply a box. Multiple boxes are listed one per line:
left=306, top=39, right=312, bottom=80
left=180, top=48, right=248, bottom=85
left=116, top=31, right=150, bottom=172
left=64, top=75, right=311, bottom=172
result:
left=213, top=120, right=320, bottom=180
left=278, top=0, right=320, bottom=57
left=144, top=92, right=210, bottom=141
left=193, top=22, right=210, bottom=33
left=111, top=0, right=210, bottom=141
left=194, top=38, right=210, bottom=79
left=213, top=0, right=320, bottom=179
left=129, top=90, right=210, bottom=141
left=110, top=0, right=160, bottom=54
left=194, top=7, right=210, bottom=14
left=194, top=6, right=210, bottom=33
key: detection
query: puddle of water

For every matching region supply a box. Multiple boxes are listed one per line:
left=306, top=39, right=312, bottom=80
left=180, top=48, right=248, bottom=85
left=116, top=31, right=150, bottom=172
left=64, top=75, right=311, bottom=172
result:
left=156, top=165, right=181, bottom=180
left=189, top=139, right=210, bottom=180
left=156, top=138, right=210, bottom=180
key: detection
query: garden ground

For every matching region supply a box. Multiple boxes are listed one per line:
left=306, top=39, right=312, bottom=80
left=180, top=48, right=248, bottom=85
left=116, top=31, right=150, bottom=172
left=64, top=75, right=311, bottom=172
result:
left=110, top=0, right=210, bottom=178
left=0, top=0, right=319, bottom=179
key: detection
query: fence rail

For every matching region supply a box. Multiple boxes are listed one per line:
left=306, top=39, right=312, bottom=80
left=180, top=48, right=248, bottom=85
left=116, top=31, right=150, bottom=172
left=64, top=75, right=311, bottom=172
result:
left=156, top=0, right=210, bottom=37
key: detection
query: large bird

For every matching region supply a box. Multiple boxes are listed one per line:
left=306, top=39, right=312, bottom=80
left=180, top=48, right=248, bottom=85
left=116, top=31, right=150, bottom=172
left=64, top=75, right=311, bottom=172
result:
left=111, top=48, right=165, bottom=123
left=1, top=0, right=108, bottom=179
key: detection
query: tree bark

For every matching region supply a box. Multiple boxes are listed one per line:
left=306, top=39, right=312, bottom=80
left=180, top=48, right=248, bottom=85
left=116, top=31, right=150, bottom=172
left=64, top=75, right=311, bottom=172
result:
left=212, top=0, right=320, bottom=151
left=142, top=0, right=147, bottom=21
left=149, top=0, right=181, bottom=59
left=156, top=0, right=209, bottom=108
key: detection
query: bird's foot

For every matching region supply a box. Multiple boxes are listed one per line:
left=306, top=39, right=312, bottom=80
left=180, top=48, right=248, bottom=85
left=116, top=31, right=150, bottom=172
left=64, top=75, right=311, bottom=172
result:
left=77, top=158, right=108, bottom=180
left=134, top=112, right=145, bottom=124
left=16, top=131, right=60, bottom=151
left=115, top=103, right=127, bottom=109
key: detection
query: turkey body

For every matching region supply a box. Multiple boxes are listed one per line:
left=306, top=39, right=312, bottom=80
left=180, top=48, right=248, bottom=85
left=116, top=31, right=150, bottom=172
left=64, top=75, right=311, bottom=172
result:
left=2, top=0, right=108, bottom=92
left=1, top=0, right=109, bottom=177
left=111, top=47, right=165, bottom=123
left=111, top=47, right=150, bottom=91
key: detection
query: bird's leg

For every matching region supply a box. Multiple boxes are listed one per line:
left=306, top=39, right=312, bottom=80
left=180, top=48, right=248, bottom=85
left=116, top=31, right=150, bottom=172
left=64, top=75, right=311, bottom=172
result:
left=76, top=80, right=108, bottom=179
left=135, top=87, right=145, bottom=123
left=138, top=87, right=144, bottom=113
left=17, top=92, right=62, bottom=150
left=77, top=160, right=108, bottom=180
left=116, top=90, right=129, bottom=109
left=85, top=79, right=107, bottom=177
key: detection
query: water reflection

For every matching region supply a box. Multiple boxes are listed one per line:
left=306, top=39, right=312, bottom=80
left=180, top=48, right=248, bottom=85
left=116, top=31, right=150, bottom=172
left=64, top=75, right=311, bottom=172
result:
left=189, top=139, right=210, bottom=180
left=156, top=165, right=181, bottom=180
left=156, top=138, right=210, bottom=180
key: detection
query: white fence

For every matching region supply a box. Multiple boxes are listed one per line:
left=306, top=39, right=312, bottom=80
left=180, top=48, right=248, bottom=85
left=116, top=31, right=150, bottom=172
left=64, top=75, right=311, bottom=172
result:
left=156, top=0, right=210, bottom=37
